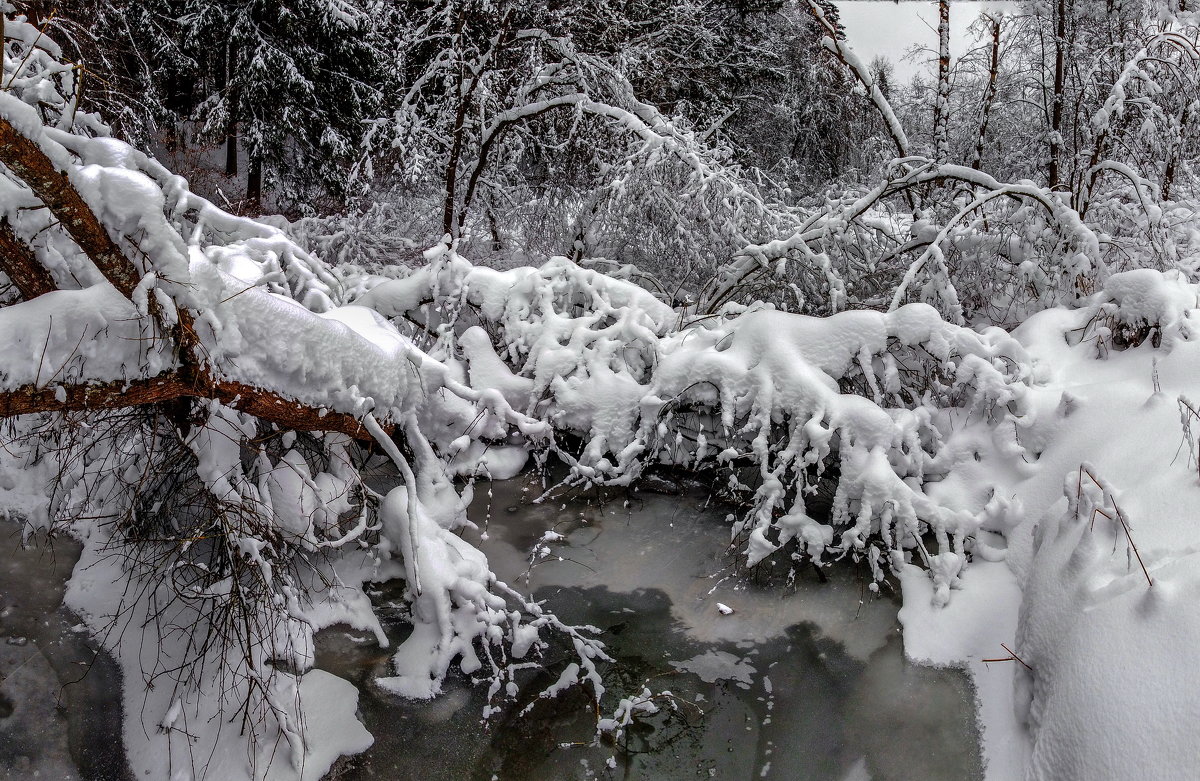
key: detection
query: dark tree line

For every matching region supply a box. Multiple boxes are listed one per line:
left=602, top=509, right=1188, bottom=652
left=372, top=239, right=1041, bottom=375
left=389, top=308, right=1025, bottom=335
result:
left=44, top=0, right=865, bottom=215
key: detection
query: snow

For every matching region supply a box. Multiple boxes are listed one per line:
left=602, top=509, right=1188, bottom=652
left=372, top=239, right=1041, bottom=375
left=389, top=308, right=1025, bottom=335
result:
left=62, top=509, right=383, bottom=781
left=5, top=7, right=1200, bottom=780
left=290, top=671, right=375, bottom=780
left=899, top=560, right=1028, bottom=781
left=0, top=284, right=171, bottom=388
left=897, top=268, right=1200, bottom=781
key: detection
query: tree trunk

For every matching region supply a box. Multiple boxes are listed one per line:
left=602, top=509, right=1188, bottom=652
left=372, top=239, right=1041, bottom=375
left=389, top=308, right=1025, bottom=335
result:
left=247, top=157, right=262, bottom=206
left=225, top=130, right=238, bottom=178
left=1049, top=0, right=1068, bottom=189
left=225, top=99, right=238, bottom=177
left=1162, top=104, right=1191, bottom=202
left=224, top=45, right=238, bottom=177
left=933, top=0, right=951, bottom=161
left=0, top=117, right=145, bottom=299
left=972, top=15, right=1002, bottom=171
left=442, top=68, right=468, bottom=238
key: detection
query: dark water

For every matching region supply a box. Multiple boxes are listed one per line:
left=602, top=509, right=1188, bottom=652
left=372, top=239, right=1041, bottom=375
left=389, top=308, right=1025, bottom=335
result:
left=0, top=472, right=983, bottom=781
left=0, top=526, right=131, bottom=781
left=318, top=473, right=983, bottom=781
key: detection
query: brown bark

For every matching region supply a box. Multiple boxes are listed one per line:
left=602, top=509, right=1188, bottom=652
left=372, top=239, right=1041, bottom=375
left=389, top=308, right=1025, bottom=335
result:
left=0, top=116, right=202, bottom=362
left=0, top=117, right=389, bottom=442
left=0, top=218, right=57, bottom=298
left=0, top=117, right=145, bottom=298
left=0, top=369, right=388, bottom=440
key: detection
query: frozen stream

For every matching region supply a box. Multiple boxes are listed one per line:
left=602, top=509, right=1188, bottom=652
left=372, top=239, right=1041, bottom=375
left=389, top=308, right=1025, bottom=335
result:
left=0, top=472, right=982, bottom=780
left=319, top=472, right=983, bottom=781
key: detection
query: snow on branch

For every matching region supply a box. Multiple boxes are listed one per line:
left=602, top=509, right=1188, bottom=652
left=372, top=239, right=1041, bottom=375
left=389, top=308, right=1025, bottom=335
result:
left=0, top=25, right=608, bottom=779
left=358, top=247, right=1031, bottom=608
left=806, top=0, right=910, bottom=159
left=706, top=158, right=1105, bottom=322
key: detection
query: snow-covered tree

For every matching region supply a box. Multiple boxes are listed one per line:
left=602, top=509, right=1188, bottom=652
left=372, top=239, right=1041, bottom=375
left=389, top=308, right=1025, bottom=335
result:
left=52, top=0, right=388, bottom=210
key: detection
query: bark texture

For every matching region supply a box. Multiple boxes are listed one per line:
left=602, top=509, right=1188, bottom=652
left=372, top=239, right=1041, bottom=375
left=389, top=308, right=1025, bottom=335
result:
left=0, top=115, right=388, bottom=441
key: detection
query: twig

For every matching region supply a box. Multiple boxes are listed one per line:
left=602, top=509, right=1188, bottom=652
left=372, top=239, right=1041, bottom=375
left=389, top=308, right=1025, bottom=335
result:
left=983, top=643, right=1033, bottom=671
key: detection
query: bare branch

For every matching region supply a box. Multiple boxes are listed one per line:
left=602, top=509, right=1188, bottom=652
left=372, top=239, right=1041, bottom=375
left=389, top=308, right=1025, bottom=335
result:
left=0, top=370, right=388, bottom=440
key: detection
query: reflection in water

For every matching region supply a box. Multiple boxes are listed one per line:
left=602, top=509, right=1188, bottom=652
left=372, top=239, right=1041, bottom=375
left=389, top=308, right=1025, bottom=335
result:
left=319, top=473, right=983, bottom=781
left=0, top=527, right=131, bottom=781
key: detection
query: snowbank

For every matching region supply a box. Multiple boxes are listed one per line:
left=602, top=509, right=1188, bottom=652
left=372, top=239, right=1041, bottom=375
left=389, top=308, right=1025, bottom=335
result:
left=900, top=269, right=1200, bottom=781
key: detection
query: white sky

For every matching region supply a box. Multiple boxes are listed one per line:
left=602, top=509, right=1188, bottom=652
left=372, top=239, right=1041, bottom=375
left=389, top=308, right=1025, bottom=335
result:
left=833, top=1, right=1024, bottom=84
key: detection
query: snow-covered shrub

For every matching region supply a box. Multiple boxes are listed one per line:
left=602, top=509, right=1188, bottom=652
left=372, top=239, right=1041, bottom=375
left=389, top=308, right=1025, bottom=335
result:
left=1075, top=268, right=1200, bottom=351
left=356, top=246, right=1031, bottom=605
left=281, top=197, right=433, bottom=270
left=0, top=18, right=615, bottom=778
left=706, top=159, right=1109, bottom=326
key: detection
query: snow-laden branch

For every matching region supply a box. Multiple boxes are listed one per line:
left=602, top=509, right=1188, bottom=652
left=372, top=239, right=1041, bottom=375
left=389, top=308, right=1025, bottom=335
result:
left=707, top=159, right=1104, bottom=320
left=806, top=0, right=911, bottom=159
left=358, top=247, right=1031, bottom=610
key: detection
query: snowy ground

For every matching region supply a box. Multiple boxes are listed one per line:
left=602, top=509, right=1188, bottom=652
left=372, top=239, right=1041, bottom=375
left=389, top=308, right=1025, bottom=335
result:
left=900, top=270, right=1200, bottom=781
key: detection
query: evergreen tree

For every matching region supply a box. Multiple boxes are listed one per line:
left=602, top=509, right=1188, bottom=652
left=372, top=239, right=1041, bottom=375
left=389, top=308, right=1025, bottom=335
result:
left=184, top=0, right=386, bottom=209
left=54, top=0, right=386, bottom=212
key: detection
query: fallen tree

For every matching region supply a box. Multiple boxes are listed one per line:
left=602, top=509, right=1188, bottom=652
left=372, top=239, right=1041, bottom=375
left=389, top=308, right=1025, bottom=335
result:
left=0, top=17, right=602, bottom=780
left=10, top=8, right=1192, bottom=781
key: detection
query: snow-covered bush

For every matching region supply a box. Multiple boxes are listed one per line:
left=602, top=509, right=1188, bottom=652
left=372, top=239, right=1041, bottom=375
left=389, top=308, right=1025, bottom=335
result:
left=0, top=16, right=613, bottom=778
left=355, top=245, right=1031, bottom=605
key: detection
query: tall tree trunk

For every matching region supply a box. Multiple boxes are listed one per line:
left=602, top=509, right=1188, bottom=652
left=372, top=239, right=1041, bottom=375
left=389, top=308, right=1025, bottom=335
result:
left=933, top=0, right=951, bottom=161
left=223, top=46, right=238, bottom=177
left=1049, top=0, right=1068, bottom=189
left=225, top=125, right=238, bottom=178
left=441, top=12, right=469, bottom=239
left=972, top=15, right=1002, bottom=171
left=441, top=76, right=468, bottom=238
left=225, top=90, right=238, bottom=177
